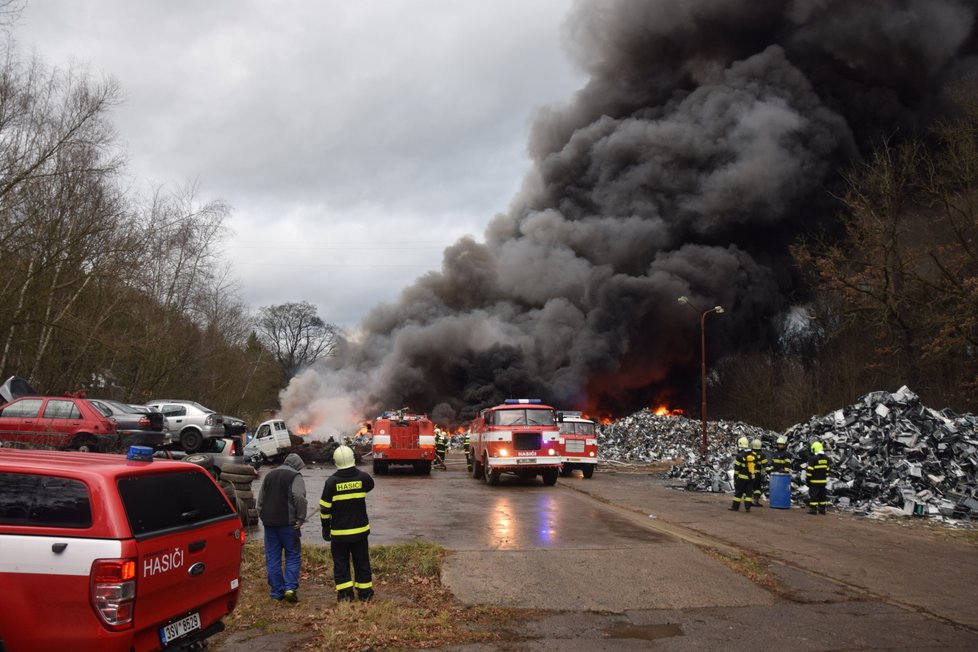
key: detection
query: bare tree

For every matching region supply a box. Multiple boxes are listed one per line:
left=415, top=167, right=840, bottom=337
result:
left=254, top=301, right=339, bottom=380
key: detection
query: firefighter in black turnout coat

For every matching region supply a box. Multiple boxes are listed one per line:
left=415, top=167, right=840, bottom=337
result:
left=729, top=437, right=756, bottom=512
left=321, top=445, right=376, bottom=601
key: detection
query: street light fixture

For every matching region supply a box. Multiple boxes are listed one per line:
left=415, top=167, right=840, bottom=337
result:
left=678, top=296, right=724, bottom=457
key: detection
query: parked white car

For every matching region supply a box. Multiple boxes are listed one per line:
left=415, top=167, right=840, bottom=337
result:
left=146, top=399, right=226, bottom=453
left=243, top=419, right=293, bottom=463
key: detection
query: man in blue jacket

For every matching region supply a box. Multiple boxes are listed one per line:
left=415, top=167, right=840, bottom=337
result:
left=321, top=445, right=376, bottom=601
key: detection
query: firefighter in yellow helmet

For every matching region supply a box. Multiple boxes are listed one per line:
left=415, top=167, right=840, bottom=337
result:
left=730, top=436, right=756, bottom=512
left=806, top=441, right=830, bottom=515
left=750, top=438, right=772, bottom=507
left=771, top=435, right=792, bottom=474
left=463, top=429, right=472, bottom=474
left=321, top=445, right=375, bottom=602
left=434, top=427, right=447, bottom=470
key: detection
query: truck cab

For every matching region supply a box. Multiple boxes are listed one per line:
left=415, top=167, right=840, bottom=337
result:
left=468, top=399, right=561, bottom=486
left=557, top=411, right=598, bottom=478
left=242, top=419, right=292, bottom=464
left=370, top=409, right=435, bottom=475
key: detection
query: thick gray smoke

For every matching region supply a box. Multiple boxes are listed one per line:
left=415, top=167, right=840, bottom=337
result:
left=281, top=0, right=978, bottom=432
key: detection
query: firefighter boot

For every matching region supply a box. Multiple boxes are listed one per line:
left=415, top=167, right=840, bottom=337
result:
left=357, top=588, right=374, bottom=602
left=808, top=505, right=818, bottom=515
left=744, top=501, right=751, bottom=513
left=818, top=506, right=826, bottom=515
left=728, top=501, right=740, bottom=511
left=337, top=588, right=355, bottom=603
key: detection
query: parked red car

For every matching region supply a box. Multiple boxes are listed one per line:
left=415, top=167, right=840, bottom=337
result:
left=0, top=395, right=117, bottom=451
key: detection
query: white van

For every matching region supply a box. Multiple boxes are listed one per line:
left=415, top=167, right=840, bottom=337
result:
left=242, top=419, right=293, bottom=463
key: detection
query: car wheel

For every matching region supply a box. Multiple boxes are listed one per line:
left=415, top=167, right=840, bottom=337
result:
left=541, top=468, right=558, bottom=486
left=234, top=489, right=254, bottom=502
left=69, top=435, right=99, bottom=453
left=484, top=456, right=499, bottom=486
left=582, top=465, right=595, bottom=479
left=183, top=453, right=215, bottom=470
left=180, top=429, right=203, bottom=453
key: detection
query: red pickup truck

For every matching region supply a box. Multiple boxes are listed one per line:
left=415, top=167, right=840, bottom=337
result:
left=0, top=447, right=245, bottom=651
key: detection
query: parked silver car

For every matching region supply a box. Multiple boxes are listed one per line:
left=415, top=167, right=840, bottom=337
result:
left=145, top=399, right=225, bottom=453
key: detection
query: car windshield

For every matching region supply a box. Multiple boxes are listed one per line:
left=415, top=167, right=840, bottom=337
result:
left=559, top=421, right=596, bottom=435
left=88, top=400, right=114, bottom=418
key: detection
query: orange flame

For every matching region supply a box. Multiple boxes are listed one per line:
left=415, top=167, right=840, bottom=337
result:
left=295, top=425, right=312, bottom=436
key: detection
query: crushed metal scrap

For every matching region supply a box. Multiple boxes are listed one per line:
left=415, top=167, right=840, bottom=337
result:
left=601, top=386, right=978, bottom=524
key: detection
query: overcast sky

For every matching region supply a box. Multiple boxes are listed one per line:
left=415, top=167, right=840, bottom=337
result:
left=13, top=0, right=585, bottom=329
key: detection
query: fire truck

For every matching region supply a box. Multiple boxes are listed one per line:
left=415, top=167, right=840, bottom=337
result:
left=369, top=408, right=436, bottom=475
left=557, top=411, right=598, bottom=478
left=468, top=399, right=561, bottom=486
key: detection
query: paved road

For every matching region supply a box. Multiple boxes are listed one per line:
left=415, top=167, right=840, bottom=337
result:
left=230, top=453, right=978, bottom=651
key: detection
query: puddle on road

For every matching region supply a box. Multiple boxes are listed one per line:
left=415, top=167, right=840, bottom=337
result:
left=603, top=623, right=684, bottom=640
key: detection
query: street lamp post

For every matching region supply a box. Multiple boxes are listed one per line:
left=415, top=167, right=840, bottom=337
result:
left=678, top=296, right=724, bottom=457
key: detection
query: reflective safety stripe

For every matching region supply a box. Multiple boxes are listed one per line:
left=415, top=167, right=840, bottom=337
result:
left=320, top=514, right=331, bottom=520
left=320, top=499, right=331, bottom=508
left=332, top=492, right=366, bottom=501
left=354, top=581, right=372, bottom=589
left=336, top=581, right=354, bottom=591
left=0, top=535, right=122, bottom=576
left=809, top=479, right=827, bottom=484
left=330, top=524, right=370, bottom=536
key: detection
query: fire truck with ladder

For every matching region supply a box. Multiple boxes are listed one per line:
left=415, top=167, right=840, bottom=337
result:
left=369, top=408, right=436, bottom=475
left=468, top=399, right=561, bottom=486
left=557, top=411, right=598, bottom=478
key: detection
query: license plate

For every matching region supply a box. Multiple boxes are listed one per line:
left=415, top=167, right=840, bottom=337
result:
left=160, top=612, right=201, bottom=646
left=516, top=458, right=535, bottom=464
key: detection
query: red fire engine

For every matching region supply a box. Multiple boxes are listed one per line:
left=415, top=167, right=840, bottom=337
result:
left=557, top=411, right=598, bottom=478
left=370, top=409, right=436, bottom=475
left=468, top=399, right=561, bottom=486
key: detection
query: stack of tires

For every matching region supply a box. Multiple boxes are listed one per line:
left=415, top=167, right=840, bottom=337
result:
left=183, top=454, right=260, bottom=527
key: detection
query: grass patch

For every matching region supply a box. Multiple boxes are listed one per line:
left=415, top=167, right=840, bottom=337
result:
left=701, top=546, right=791, bottom=599
left=213, top=540, right=535, bottom=651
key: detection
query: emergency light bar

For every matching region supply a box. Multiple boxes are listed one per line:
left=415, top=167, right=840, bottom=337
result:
left=504, top=399, right=541, bottom=404
left=560, top=411, right=583, bottom=418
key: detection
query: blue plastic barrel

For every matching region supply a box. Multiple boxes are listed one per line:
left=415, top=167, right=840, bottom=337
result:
left=769, top=472, right=791, bottom=509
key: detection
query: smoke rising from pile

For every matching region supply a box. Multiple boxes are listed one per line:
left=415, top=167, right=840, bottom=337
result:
left=282, top=0, right=978, bottom=432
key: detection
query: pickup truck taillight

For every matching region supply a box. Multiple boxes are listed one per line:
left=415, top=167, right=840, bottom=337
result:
left=138, top=415, right=151, bottom=427
left=90, top=558, right=137, bottom=630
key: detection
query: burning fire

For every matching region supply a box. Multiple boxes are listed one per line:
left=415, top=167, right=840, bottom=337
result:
left=653, top=405, right=684, bottom=417
left=295, top=425, right=312, bottom=436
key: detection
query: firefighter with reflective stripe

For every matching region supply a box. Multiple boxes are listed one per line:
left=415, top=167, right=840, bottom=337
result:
left=806, top=440, right=830, bottom=515
left=434, top=427, right=447, bottom=470
left=463, top=430, right=472, bottom=473
left=771, top=435, right=792, bottom=474
left=750, top=438, right=772, bottom=507
left=729, top=436, right=756, bottom=512
left=321, top=445, right=376, bottom=601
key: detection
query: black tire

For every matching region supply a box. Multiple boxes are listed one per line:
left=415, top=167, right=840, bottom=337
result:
left=222, top=461, right=256, bottom=475
left=484, top=456, right=499, bottom=486
left=235, top=489, right=254, bottom=502
left=235, top=497, right=250, bottom=524
left=231, top=483, right=254, bottom=494
left=541, top=468, right=558, bottom=486
left=183, top=453, right=214, bottom=469
left=69, top=435, right=99, bottom=453
left=472, top=454, right=483, bottom=479
left=416, top=460, right=432, bottom=475
left=239, top=496, right=256, bottom=510
left=373, top=460, right=389, bottom=475
left=560, top=465, right=573, bottom=477
left=582, top=465, right=595, bottom=479
left=180, top=429, right=203, bottom=453
left=219, top=479, right=236, bottom=504
left=222, top=471, right=257, bottom=484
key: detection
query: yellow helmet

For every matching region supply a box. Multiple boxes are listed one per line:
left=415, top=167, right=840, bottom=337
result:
left=334, top=445, right=356, bottom=469
left=751, top=439, right=762, bottom=450
left=811, top=441, right=823, bottom=454
left=737, top=437, right=749, bottom=449
left=776, top=435, right=788, bottom=446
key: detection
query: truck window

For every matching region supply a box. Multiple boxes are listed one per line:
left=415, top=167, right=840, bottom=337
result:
left=0, top=473, right=92, bottom=528
left=118, top=471, right=235, bottom=538
left=496, top=409, right=555, bottom=427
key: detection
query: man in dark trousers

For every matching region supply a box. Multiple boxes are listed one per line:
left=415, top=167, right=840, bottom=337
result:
left=434, top=427, right=447, bottom=470
left=321, top=445, right=376, bottom=602
left=729, top=436, right=756, bottom=512
left=806, top=440, right=830, bottom=515
left=750, top=438, right=771, bottom=507
left=257, top=453, right=307, bottom=602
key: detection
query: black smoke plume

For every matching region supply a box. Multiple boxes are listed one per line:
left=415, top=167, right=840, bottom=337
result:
left=282, top=0, right=978, bottom=432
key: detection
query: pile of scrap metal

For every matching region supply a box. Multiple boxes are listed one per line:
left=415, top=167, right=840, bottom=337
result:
left=656, top=386, right=978, bottom=523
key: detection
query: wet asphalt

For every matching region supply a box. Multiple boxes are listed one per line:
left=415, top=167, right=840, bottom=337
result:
left=218, top=452, right=978, bottom=651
